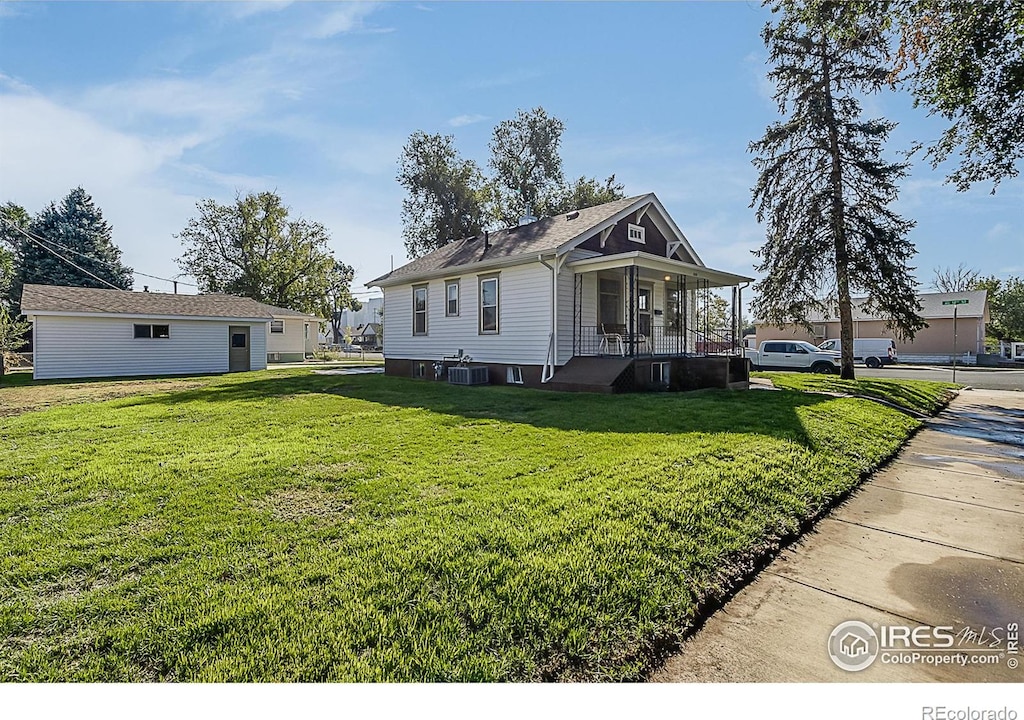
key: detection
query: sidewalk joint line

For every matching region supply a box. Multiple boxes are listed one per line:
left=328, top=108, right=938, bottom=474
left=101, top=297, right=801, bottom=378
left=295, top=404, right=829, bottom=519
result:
left=763, top=571, right=930, bottom=626
left=831, top=518, right=1024, bottom=566
left=869, top=483, right=1024, bottom=515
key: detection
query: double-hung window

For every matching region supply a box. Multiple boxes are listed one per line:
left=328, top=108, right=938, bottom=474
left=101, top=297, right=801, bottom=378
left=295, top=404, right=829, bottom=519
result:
left=479, top=275, right=499, bottom=334
left=446, top=280, right=460, bottom=317
left=413, top=285, right=428, bottom=335
left=270, top=320, right=284, bottom=334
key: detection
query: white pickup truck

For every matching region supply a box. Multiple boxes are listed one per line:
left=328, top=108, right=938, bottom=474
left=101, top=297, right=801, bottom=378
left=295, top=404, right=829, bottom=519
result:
left=745, top=340, right=842, bottom=374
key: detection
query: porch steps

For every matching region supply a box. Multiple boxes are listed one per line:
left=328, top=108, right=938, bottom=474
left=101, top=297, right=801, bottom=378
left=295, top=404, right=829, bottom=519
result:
left=545, top=356, right=634, bottom=393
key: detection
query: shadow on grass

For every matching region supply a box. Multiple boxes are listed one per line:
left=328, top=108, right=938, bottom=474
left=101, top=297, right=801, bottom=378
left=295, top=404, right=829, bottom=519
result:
left=120, top=371, right=837, bottom=445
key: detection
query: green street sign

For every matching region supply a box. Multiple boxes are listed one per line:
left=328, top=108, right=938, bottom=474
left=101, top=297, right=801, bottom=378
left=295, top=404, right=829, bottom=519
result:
left=942, top=299, right=970, bottom=305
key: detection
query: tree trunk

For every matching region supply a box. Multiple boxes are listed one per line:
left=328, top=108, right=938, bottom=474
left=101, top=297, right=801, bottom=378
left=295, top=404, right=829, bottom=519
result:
left=820, top=32, right=857, bottom=380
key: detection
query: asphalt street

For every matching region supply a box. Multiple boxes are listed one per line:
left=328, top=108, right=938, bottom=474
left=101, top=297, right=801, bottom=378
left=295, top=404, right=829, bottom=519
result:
left=854, top=365, right=1024, bottom=391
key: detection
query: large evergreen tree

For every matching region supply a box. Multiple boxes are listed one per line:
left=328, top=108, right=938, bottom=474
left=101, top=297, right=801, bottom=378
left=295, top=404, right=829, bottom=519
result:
left=6, top=188, right=133, bottom=312
left=750, top=1, right=924, bottom=379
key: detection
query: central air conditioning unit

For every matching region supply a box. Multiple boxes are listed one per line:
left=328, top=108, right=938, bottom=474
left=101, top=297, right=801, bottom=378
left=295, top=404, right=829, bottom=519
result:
left=448, top=365, right=489, bottom=385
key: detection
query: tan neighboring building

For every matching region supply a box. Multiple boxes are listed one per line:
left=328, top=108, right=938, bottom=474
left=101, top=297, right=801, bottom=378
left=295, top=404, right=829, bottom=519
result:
left=755, top=290, right=990, bottom=361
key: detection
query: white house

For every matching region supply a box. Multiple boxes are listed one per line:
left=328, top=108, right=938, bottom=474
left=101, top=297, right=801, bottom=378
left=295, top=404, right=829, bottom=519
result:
left=21, top=284, right=272, bottom=380
left=257, top=302, right=323, bottom=363
left=367, top=193, right=753, bottom=392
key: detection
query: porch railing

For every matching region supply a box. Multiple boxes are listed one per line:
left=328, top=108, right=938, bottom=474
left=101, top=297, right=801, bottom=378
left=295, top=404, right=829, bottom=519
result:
left=575, top=325, right=739, bottom=358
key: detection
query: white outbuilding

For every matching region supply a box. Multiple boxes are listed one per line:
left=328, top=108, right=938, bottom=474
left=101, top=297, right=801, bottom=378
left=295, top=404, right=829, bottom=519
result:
left=21, top=284, right=273, bottom=380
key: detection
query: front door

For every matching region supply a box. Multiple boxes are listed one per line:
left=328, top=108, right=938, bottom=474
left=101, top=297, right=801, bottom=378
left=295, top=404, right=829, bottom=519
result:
left=228, top=325, right=250, bottom=372
left=637, top=286, right=652, bottom=337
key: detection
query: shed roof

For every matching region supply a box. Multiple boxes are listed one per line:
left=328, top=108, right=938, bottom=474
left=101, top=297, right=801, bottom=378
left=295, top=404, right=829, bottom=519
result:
left=21, top=284, right=273, bottom=320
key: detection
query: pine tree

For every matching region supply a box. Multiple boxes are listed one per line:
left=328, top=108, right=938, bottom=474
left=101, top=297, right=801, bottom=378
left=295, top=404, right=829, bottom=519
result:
left=10, top=188, right=133, bottom=310
left=750, top=1, right=924, bottom=379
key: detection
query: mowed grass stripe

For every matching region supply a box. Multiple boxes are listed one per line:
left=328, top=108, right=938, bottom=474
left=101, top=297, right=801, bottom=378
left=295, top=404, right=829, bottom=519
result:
left=0, top=370, right=928, bottom=681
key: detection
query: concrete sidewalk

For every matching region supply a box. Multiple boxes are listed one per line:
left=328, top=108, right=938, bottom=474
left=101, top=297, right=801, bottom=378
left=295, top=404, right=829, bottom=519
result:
left=651, top=388, right=1024, bottom=682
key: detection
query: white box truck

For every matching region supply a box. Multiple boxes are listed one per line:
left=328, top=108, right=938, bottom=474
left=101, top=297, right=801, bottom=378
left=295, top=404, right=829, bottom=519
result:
left=817, top=338, right=897, bottom=368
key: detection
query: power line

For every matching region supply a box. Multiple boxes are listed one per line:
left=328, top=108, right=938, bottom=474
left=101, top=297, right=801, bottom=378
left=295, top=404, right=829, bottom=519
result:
left=0, top=217, right=197, bottom=290
left=4, top=222, right=124, bottom=291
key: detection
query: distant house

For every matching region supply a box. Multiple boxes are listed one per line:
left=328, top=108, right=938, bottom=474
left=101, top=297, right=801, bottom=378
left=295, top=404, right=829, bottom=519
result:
left=21, top=284, right=272, bottom=380
left=258, top=302, right=323, bottom=363
left=354, top=322, right=382, bottom=350
left=754, top=290, right=990, bottom=362
left=367, top=193, right=753, bottom=392
left=339, top=297, right=383, bottom=330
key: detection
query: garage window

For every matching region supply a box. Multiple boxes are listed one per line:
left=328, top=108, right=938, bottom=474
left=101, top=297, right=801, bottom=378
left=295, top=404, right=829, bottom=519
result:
left=134, top=324, right=169, bottom=339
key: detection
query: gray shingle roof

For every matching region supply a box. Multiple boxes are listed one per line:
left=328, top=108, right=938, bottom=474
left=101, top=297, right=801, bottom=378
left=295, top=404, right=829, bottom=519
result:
left=368, top=194, right=650, bottom=286
left=804, top=290, right=988, bottom=321
left=21, top=284, right=274, bottom=320
left=252, top=301, right=322, bottom=321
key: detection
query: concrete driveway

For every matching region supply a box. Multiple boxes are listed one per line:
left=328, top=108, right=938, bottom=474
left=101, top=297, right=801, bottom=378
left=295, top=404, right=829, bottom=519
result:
left=651, top=388, right=1024, bottom=682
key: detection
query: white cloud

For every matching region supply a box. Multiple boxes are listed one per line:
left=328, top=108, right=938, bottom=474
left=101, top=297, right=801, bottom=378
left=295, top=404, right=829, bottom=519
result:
left=308, top=2, right=387, bottom=39
left=447, top=113, right=488, bottom=128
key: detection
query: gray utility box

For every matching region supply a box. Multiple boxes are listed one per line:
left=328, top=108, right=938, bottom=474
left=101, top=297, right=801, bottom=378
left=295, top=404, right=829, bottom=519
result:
left=448, top=365, right=489, bottom=386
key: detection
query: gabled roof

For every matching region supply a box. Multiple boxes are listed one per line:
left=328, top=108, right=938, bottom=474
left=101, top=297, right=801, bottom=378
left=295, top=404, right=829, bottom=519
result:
left=367, top=193, right=704, bottom=288
left=253, top=301, right=322, bottom=321
left=21, top=284, right=273, bottom=321
left=803, top=290, right=989, bottom=322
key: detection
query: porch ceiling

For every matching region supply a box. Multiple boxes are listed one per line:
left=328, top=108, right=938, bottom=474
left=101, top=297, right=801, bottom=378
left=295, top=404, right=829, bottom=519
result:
left=566, top=251, right=753, bottom=288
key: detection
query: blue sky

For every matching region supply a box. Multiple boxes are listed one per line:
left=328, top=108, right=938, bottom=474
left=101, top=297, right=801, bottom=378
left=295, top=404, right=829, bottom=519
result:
left=1, top=1, right=1020, bottom=304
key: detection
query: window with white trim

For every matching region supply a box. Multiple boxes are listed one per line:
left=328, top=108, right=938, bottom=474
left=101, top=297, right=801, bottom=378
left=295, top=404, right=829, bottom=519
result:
left=506, top=366, right=524, bottom=385
left=446, top=280, right=460, bottom=317
left=270, top=320, right=284, bottom=334
left=479, top=275, right=498, bottom=334
left=413, top=285, right=428, bottom=335
left=627, top=223, right=646, bottom=244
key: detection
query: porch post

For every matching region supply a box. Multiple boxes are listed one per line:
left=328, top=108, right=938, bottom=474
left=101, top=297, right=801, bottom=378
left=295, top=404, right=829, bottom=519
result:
left=737, top=284, right=742, bottom=355
left=622, top=264, right=630, bottom=358
left=676, top=274, right=681, bottom=356
left=682, top=275, right=688, bottom=354
left=731, top=285, right=738, bottom=355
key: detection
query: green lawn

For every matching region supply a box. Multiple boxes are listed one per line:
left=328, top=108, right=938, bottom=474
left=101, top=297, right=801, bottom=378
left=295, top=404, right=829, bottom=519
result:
left=0, top=369, right=945, bottom=681
left=754, top=372, right=959, bottom=415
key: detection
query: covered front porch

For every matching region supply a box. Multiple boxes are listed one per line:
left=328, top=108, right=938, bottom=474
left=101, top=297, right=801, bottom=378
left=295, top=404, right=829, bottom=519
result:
left=543, top=251, right=753, bottom=392
left=567, top=251, right=751, bottom=359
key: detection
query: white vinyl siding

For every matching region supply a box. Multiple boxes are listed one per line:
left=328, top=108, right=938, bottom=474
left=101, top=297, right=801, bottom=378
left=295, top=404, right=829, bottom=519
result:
left=384, top=262, right=552, bottom=365
left=266, top=316, right=310, bottom=356
left=32, top=315, right=267, bottom=380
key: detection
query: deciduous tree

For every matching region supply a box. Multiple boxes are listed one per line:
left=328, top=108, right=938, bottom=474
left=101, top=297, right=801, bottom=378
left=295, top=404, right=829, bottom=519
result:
left=397, top=132, right=487, bottom=259
left=176, top=192, right=347, bottom=316
left=888, top=0, right=1024, bottom=192
left=536, top=175, right=626, bottom=218
left=750, top=1, right=924, bottom=379
left=932, top=263, right=980, bottom=293
left=488, top=107, right=565, bottom=225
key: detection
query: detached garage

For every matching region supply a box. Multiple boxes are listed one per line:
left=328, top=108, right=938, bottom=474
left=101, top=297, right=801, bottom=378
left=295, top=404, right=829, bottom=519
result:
left=21, top=284, right=273, bottom=380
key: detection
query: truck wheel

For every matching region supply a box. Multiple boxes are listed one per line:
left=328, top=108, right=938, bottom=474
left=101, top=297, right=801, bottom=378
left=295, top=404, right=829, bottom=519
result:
left=811, top=362, right=834, bottom=374
left=865, top=357, right=881, bottom=368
